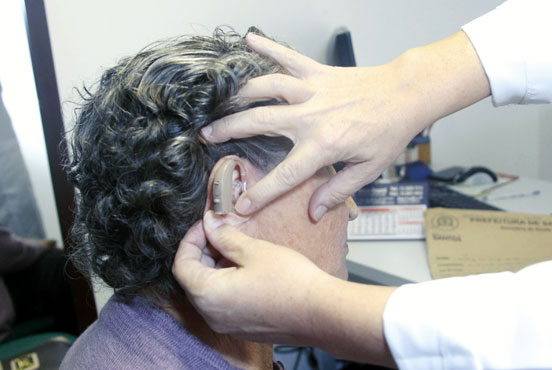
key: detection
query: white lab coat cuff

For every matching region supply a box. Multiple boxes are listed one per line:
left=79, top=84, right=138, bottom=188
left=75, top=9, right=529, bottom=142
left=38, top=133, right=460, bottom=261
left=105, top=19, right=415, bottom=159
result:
left=462, top=0, right=552, bottom=106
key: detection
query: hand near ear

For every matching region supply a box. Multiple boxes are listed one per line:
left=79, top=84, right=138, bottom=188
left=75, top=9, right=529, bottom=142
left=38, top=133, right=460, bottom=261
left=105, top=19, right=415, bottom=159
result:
left=201, top=31, right=490, bottom=221
left=172, top=211, right=397, bottom=366
left=172, top=211, right=328, bottom=344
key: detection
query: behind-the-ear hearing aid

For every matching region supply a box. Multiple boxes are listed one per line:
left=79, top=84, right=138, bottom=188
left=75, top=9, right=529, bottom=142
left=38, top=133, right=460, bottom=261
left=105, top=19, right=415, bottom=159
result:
left=213, top=159, right=246, bottom=215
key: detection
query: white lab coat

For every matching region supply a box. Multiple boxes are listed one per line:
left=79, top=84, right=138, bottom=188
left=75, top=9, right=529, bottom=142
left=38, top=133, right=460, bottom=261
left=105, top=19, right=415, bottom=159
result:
left=384, top=261, right=552, bottom=369
left=383, top=1, right=552, bottom=368
left=463, top=0, right=552, bottom=106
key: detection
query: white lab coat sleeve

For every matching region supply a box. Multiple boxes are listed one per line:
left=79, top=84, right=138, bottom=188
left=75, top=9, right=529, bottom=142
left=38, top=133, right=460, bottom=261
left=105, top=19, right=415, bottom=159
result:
left=382, top=261, right=552, bottom=370
left=462, top=0, right=552, bottom=106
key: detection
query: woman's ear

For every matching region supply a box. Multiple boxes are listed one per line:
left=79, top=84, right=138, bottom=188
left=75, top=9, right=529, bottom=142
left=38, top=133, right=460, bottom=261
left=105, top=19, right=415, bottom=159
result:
left=204, top=156, right=258, bottom=216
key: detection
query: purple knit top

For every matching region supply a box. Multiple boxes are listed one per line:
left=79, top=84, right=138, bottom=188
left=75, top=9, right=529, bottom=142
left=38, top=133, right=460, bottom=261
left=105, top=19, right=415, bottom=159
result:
left=61, top=295, right=284, bottom=369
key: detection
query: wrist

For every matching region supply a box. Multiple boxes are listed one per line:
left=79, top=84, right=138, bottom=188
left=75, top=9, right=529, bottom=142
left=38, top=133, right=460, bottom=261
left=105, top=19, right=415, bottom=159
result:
left=286, top=268, right=337, bottom=346
left=394, top=31, right=490, bottom=126
left=378, top=51, right=438, bottom=140
left=305, top=275, right=398, bottom=366
left=304, top=275, right=368, bottom=352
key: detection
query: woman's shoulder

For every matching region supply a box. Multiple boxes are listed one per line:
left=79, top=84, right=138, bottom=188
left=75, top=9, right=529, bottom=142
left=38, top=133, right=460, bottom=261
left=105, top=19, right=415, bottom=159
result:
left=60, top=295, right=241, bottom=369
left=59, top=296, right=146, bottom=369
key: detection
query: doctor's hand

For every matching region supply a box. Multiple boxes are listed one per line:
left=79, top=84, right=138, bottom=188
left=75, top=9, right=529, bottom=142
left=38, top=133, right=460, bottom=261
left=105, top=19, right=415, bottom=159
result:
left=172, top=211, right=331, bottom=345
left=201, top=32, right=490, bottom=221
left=173, top=211, right=398, bottom=366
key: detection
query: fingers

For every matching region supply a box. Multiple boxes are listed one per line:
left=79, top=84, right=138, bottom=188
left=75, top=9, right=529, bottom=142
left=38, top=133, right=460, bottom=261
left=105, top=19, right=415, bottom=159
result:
left=201, top=34, right=321, bottom=144
left=235, top=143, right=327, bottom=215
left=201, top=104, right=297, bottom=144
left=174, top=220, right=206, bottom=262
left=309, top=162, right=380, bottom=221
left=172, top=221, right=212, bottom=291
left=202, top=74, right=312, bottom=143
left=239, top=74, right=313, bottom=105
left=202, top=211, right=262, bottom=265
left=246, top=33, right=319, bottom=78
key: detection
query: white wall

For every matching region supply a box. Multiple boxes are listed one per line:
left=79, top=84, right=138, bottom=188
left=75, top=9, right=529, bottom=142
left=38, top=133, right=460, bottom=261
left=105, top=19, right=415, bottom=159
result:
left=42, top=0, right=551, bottom=181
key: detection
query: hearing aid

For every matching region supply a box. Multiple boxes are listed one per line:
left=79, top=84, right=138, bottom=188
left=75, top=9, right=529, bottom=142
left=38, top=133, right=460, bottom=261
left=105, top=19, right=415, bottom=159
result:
left=213, top=159, right=246, bottom=215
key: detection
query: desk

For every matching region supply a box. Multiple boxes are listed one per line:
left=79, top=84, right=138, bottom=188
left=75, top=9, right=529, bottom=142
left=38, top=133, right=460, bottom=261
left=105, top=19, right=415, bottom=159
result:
left=346, top=177, right=552, bottom=286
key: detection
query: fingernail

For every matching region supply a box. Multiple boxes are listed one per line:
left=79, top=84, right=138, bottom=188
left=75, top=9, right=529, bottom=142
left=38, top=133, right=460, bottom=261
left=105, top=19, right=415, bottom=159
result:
left=204, top=211, right=224, bottom=230
left=313, top=206, right=328, bottom=222
left=235, top=197, right=252, bottom=215
left=201, top=125, right=212, bottom=138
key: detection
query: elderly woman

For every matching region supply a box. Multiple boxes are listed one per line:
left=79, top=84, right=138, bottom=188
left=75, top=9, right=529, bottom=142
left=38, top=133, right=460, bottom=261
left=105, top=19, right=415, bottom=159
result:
left=60, top=28, right=356, bottom=369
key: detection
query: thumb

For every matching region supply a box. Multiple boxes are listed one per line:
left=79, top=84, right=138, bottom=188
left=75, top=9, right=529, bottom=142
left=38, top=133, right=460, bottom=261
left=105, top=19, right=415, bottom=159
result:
left=203, top=211, right=262, bottom=266
left=309, top=162, right=380, bottom=221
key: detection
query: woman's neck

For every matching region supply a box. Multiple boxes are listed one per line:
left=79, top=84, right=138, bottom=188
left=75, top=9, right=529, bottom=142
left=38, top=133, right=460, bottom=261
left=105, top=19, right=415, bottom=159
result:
left=160, top=295, right=274, bottom=370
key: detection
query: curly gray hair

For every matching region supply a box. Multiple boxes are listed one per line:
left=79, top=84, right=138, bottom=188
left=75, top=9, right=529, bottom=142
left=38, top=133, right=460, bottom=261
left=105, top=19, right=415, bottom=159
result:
left=67, top=27, right=292, bottom=301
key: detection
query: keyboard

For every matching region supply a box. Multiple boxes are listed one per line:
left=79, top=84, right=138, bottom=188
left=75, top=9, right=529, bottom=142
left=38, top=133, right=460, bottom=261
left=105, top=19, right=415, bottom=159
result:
left=429, top=182, right=502, bottom=211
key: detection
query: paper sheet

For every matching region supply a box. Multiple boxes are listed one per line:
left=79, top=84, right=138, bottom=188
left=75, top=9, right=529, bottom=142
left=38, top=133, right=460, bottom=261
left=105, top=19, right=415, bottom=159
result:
left=424, top=208, right=552, bottom=279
